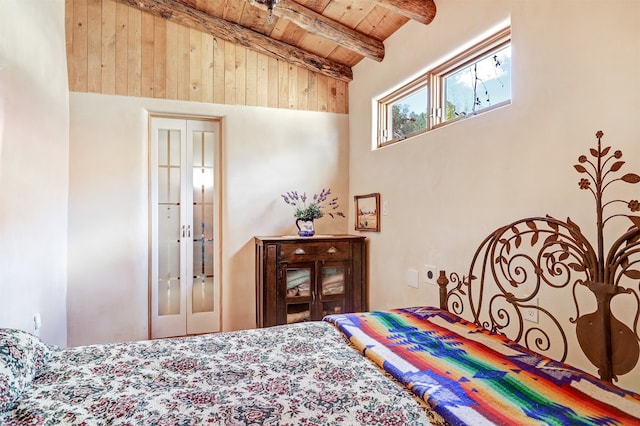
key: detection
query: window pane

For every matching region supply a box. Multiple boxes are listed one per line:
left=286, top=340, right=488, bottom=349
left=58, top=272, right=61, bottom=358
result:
left=391, top=87, right=428, bottom=140
left=444, top=45, right=511, bottom=120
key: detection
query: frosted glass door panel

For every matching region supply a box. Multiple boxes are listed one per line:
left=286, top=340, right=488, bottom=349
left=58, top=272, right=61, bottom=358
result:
left=321, top=267, right=345, bottom=295
left=192, top=201, right=214, bottom=276
left=193, top=168, right=215, bottom=201
left=192, top=130, right=215, bottom=166
left=192, top=277, right=214, bottom=314
left=158, top=168, right=181, bottom=204
left=158, top=210, right=180, bottom=318
left=151, top=121, right=188, bottom=339
left=157, top=239, right=180, bottom=275
left=192, top=226, right=214, bottom=275
left=158, top=277, right=181, bottom=316
left=158, top=130, right=181, bottom=165
left=158, top=129, right=182, bottom=204
left=191, top=233, right=214, bottom=314
left=158, top=205, right=181, bottom=241
left=190, top=130, right=215, bottom=315
left=157, top=128, right=183, bottom=318
left=193, top=205, right=214, bottom=245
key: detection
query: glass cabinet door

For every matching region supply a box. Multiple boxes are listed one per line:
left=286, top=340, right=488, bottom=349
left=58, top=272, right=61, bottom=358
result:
left=285, top=267, right=312, bottom=323
left=279, top=262, right=350, bottom=324
left=321, top=265, right=346, bottom=316
left=321, top=266, right=345, bottom=296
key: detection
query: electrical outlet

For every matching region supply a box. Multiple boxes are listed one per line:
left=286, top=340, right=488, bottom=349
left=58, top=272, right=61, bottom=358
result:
left=522, top=299, right=538, bottom=323
left=424, top=264, right=437, bottom=285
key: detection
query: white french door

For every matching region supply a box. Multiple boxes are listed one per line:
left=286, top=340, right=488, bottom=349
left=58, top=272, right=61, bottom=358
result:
left=150, top=116, right=221, bottom=338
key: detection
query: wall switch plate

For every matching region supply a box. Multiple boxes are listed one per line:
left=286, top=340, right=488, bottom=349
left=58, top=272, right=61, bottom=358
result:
left=424, top=264, right=437, bottom=285
left=407, top=269, right=419, bottom=288
left=523, top=298, right=539, bottom=323
left=382, top=201, right=389, bottom=216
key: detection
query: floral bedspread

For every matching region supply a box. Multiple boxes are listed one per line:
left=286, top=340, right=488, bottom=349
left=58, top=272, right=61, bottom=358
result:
left=2, top=321, right=442, bottom=425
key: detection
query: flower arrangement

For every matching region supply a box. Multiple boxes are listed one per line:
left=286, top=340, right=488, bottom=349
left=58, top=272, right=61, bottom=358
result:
left=281, top=189, right=345, bottom=220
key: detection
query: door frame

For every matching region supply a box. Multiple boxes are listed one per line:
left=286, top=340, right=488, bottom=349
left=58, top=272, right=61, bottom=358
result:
left=148, top=113, right=223, bottom=339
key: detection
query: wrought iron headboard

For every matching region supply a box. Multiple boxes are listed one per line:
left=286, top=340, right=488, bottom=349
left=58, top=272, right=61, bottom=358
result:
left=438, top=130, right=640, bottom=383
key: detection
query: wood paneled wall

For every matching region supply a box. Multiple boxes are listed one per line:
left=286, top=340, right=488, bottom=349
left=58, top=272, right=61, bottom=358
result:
left=65, top=0, right=349, bottom=113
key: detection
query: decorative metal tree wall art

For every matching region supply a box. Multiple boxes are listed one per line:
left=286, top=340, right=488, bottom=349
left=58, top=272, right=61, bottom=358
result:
left=440, top=130, right=640, bottom=383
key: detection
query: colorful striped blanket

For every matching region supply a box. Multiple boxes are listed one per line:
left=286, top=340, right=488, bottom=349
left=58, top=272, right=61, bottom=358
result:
left=324, top=306, right=640, bottom=425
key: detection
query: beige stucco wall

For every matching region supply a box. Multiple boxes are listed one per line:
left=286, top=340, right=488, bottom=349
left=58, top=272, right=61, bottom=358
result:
left=67, top=93, right=349, bottom=345
left=0, top=0, right=69, bottom=346
left=348, top=0, right=640, bottom=392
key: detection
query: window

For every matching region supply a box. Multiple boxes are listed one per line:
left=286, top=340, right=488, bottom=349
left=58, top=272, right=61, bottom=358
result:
left=378, top=76, right=429, bottom=143
left=377, top=27, right=511, bottom=147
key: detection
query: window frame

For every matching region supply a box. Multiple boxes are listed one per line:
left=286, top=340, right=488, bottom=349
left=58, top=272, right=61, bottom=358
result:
left=377, top=74, right=429, bottom=148
left=376, top=26, right=511, bottom=148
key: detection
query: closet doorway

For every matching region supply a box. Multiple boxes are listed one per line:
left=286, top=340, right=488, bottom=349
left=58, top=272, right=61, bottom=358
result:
left=149, top=115, right=222, bottom=338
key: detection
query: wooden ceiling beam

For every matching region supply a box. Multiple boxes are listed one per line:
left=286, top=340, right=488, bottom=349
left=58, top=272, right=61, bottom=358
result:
left=114, top=0, right=353, bottom=81
left=255, top=0, right=385, bottom=62
left=371, top=0, right=436, bottom=25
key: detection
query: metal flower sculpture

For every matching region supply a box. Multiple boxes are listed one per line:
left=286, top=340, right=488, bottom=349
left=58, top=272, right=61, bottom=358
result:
left=441, top=130, right=640, bottom=383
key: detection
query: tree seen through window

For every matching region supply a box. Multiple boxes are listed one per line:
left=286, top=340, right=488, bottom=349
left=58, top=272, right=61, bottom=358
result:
left=391, top=87, right=427, bottom=140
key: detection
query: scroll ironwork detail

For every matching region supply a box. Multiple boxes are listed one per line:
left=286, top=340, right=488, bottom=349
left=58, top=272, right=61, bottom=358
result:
left=440, top=130, right=640, bottom=382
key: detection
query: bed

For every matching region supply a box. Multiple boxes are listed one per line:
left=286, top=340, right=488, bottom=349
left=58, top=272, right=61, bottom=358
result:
left=0, top=322, right=441, bottom=425
left=3, top=307, right=640, bottom=426
left=3, top=130, right=640, bottom=425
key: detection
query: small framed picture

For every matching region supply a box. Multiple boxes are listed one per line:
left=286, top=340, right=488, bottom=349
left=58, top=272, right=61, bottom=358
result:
left=354, top=193, right=380, bottom=232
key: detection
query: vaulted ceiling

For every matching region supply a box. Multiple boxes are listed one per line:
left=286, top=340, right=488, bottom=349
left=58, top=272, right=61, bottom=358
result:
left=114, top=0, right=437, bottom=82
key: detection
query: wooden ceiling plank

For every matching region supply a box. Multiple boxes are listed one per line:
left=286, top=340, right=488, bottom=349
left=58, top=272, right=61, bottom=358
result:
left=101, top=0, right=117, bottom=95
left=296, top=0, right=331, bottom=14
left=225, top=0, right=247, bottom=23
left=199, top=0, right=225, bottom=18
left=254, top=0, right=384, bottom=62
left=114, top=0, right=353, bottom=81
left=268, top=15, right=292, bottom=40
left=240, top=2, right=275, bottom=35
left=327, top=44, right=363, bottom=68
left=371, top=0, right=436, bottom=25
left=323, top=0, right=374, bottom=28
left=275, top=20, right=308, bottom=46
left=354, top=3, right=386, bottom=37
left=297, top=32, right=340, bottom=59
left=369, top=7, right=409, bottom=41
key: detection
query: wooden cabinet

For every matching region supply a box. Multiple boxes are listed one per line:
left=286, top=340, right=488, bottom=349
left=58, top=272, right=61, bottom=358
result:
left=255, top=235, right=367, bottom=328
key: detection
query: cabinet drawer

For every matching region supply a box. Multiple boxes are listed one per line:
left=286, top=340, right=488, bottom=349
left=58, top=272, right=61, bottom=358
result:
left=280, top=241, right=350, bottom=262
